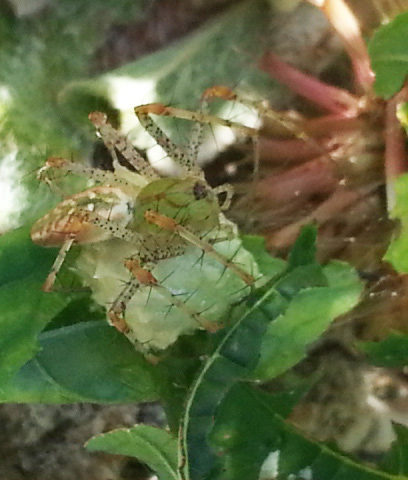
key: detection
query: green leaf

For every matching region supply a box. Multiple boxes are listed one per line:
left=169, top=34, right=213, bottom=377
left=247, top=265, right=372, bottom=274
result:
left=0, top=352, right=84, bottom=403
left=397, top=102, right=408, bottom=134
left=288, top=224, right=317, bottom=269
left=0, top=321, right=159, bottom=403
left=255, top=261, right=362, bottom=380
left=0, top=279, right=67, bottom=383
left=275, top=263, right=327, bottom=299
left=43, top=294, right=105, bottom=331
left=211, top=383, right=404, bottom=480
left=384, top=173, right=408, bottom=272
left=211, top=384, right=301, bottom=480
left=178, top=267, right=359, bottom=478
left=86, top=425, right=178, bottom=480
left=157, top=332, right=219, bottom=433
left=0, top=226, right=57, bottom=286
left=381, top=424, right=408, bottom=475
left=241, top=235, right=287, bottom=278
left=179, top=283, right=288, bottom=480
left=369, top=11, right=408, bottom=98
left=359, top=332, right=408, bottom=367
left=178, top=235, right=362, bottom=480
left=0, top=227, right=69, bottom=383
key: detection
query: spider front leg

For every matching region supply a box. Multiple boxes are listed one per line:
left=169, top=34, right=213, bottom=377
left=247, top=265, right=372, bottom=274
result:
left=88, top=111, right=159, bottom=180
left=202, top=85, right=306, bottom=138
left=134, top=103, right=202, bottom=177
left=38, top=156, right=131, bottom=188
left=134, top=92, right=261, bottom=179
left=135, top=99, right=258, bottom=140
left=202, top=85, right=324, bottom=177
left=144, top=210, right=256, bottom=286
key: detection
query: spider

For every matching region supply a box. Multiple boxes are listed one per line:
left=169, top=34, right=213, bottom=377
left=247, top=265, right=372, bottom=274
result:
left=31, top=87, right=259, bottom=351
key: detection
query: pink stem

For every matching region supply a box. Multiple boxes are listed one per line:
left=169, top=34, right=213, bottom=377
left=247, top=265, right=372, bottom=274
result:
left=385, top=86, right=408, bottom=211
left=267, top=186, right=370, bottom=250
left=259, top=137, right=328, bottom=163
left=260, top=52, right=360, bottom=115
left=256, top=156, right=337, bottom=204
left=308, top=0, right=375, bottom=93
left=303, top=114, right=364, bottom=137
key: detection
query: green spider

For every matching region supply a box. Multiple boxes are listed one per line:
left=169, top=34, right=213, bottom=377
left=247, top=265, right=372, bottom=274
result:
left=31, top=87, right=259, bottom=351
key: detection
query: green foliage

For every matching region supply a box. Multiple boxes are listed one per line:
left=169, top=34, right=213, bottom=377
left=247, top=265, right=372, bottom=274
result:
left=241, top=235, right=286, bottom=277
left=211, top=384, right=301, bottom=480
left=0, top=218, right=368, bottom=478
left=0, top=228, right=160, bottom=403
left=86, top=425, right=178, bottom=480
left=178, top=229, right=363, bottom=480
left=255, top=261, right=362, bottom=380
left=288, top=224, right=317, bottom=268
left=211, top=383, right=405, bottom=480
left=381, top=425, right=408, bottom=475
left=0, top=227, right=68, bottom=383
left=0, top=322, right=159, bottom=403
left=2, top=225, right=359, bottom=407
left=179, top=283, right=286, bottom=479
left=397, top=102, right=408, bottom=134
left=359, top=332, right=408, bottom=367
left=384, top=173, right=408, bottom=272
left=369, top=11, right=408, bottom=98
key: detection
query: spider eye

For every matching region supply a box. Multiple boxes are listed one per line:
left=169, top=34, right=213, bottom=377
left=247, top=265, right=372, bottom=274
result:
left=193, top=181, right=208, bottom=200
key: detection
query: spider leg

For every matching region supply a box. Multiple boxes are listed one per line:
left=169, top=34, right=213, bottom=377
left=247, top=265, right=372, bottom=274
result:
left=109, top=248, right=219, bottom=336
left=134, top=103, right=200, bottom=176
left=203, top=85, right=338, bottom=165
left=38, top=156, right=131, bottom=188
left=89, top=111, right=159, bottom=180
left=212, top=184, right=234, bottom=211
left=144, top=210, right=255, bottom=286
left=126, top=255, right=219, bottom=332
left=108, top=277, right=140, bottom=334
left=71, top=208, right=219, bottom=334
left=185, top=91, right=212, bottom=167
left=134, top=92, right=260, bottom=178
left=42, top=237, right=75, bottom=292
left=107, top=247, right=159, bottom=334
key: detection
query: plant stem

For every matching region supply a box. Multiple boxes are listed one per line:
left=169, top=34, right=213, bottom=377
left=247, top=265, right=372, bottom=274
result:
left=307, top=0, right=375, bottom=93
left=260, top=51, right=360, bottom=115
